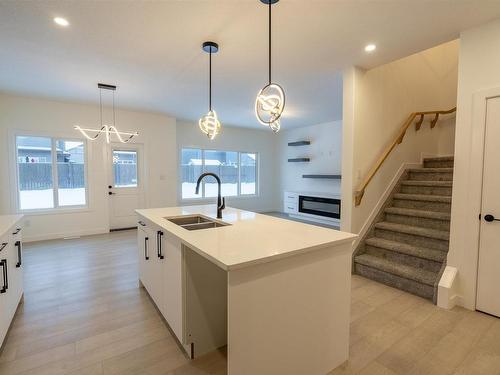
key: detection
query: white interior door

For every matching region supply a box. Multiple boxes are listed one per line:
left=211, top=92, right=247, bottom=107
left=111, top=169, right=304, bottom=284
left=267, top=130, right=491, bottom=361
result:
left=108, top=143, right=145, bottom=230
left=477, top=95, right=500, bottom=317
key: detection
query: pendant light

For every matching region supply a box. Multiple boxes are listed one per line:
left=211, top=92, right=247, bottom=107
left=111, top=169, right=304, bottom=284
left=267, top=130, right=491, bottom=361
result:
left=74, top=83, right=138, bottom=143
left=255, top=0, right=285, bottom=133
left=199, top=41, right=222, bottom=140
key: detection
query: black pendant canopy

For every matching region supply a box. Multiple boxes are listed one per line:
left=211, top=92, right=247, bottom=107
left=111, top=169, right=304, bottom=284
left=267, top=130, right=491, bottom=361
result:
left=202, top=41, right=219, bottom=54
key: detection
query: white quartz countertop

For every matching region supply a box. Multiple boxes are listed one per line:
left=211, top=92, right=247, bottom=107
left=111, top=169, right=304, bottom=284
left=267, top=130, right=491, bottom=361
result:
left=136, top=205, right=356, bottom=271
left=0, top=215, right=23, bottom=237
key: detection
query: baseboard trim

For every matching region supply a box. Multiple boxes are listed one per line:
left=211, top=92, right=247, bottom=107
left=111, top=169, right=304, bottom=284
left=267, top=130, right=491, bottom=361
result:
left=110, top=227, right=137, bottom=232
left=23, top=228, right=109, bottom=243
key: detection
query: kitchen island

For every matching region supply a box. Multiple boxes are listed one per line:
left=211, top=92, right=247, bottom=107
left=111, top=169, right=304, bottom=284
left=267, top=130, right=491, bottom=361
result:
left=136, top=205, right=356, bottom=375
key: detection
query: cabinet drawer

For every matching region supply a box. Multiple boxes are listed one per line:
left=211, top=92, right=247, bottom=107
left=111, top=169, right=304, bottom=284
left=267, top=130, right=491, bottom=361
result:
left=284, top=203, right=298, bottom=214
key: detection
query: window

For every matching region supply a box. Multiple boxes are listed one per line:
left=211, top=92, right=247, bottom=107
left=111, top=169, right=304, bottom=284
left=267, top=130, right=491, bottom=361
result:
left=16, top=135, right=87, bottom=211
left=181, top=148, right=258, bottom=199
left=240, top=152, right=257, bottom=195
left=112, top=150, right=138, bottom=187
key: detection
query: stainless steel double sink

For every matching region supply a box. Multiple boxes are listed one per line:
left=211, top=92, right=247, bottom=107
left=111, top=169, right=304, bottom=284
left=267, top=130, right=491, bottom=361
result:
left=166, top=215, right=230, bottom=231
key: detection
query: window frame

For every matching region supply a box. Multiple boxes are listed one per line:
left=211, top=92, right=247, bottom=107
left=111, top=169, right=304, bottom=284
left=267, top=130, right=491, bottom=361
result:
left=111, top=148, right=140, bottom=189
left=12, top=132, right=90, bottom=214
left=180, top=147, right=259, bottom=201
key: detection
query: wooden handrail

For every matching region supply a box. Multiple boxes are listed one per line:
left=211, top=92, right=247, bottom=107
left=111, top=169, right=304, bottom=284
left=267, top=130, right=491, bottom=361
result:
left=354, top=107, right=457, bottom=206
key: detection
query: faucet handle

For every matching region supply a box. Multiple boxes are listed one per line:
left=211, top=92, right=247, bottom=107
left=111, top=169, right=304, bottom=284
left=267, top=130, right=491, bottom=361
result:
left=220, top=197, right=226, bottom=210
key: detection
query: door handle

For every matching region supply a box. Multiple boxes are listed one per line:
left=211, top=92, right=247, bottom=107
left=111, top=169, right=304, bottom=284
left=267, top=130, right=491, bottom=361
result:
left=145, top=237, right=149, bottom=260
left=0, top=243, right=7, bottom=252
left=484, top=214, right=500, bottom=222
left=15, top=241, right=22, bottom=268
left=138, top=221, right=146, bottom=227
left=12, top=228, right=21, bottom=235
left=108, top=192, right=115, bottom=195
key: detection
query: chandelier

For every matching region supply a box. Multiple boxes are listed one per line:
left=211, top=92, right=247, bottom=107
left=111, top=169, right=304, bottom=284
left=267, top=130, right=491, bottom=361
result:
left=199, top=41, right=222, bottom=140
left=255, top=0, right=285, bottom=133
left=74, top=83, right=138, bottom=143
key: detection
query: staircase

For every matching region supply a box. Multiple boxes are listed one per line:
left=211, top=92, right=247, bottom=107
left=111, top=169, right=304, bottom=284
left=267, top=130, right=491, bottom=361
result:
left=353, top=156, right=454, bottom=304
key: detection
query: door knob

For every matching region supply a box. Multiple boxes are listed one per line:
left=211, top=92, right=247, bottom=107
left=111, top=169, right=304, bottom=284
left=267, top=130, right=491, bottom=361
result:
left=484, top=214, right=500, bottom=222
left=108, top=185, right=112, bottom=189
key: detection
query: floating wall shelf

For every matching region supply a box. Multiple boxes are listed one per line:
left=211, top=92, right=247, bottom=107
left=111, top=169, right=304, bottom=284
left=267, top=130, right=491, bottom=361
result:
left=288, top=158, right=310, bottom=163
left=288, top=141, right=311, bottom=147
left=302, top=174, right=341, bottom=179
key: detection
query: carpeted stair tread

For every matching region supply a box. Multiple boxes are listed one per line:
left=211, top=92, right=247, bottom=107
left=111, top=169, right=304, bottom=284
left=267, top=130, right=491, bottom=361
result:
left=375, top=221, right=449, bottom=241
left=408, top=167, right=453, bottom=173
left=355, top=254, right=437, bottom=286
left=384, top=207, right=451, bottom=220
left=401, top=180, right=452, bottom=187
left=393, top=193, right=452, bottom=203
left=365, top=237, right=447, bottom=262
left=423, top=156, right=454, bottom=162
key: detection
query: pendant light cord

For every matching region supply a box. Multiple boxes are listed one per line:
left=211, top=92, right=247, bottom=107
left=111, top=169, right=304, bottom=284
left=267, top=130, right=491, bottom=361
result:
left=99, top=88, right=103, bottom=128
left=209, top=48, right=212, bottom=111
left=112, top=89, right=116, bottom=127
left=268, top=1, right=272, bottom=85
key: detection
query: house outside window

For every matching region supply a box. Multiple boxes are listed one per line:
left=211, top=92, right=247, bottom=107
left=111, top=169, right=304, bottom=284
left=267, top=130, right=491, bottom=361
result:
left=15, top=135, right=88, bottom=211
left=181, top=148, right=258, bottom=199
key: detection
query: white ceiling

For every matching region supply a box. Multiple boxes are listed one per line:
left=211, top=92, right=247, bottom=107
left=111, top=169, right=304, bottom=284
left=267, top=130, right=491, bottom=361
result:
left=1, top=1, right=500, bottom=129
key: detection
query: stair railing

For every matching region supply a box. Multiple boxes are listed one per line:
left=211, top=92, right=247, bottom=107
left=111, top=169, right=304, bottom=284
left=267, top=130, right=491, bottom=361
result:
left=354, top=107, right=457, bottom=206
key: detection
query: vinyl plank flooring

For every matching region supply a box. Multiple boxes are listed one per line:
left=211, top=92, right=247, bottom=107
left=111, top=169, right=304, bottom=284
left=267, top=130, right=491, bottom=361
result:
left=0, top=232, right=498, bottom=375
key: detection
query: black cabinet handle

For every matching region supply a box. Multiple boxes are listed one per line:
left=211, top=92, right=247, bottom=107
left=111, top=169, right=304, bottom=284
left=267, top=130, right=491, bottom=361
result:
left=0, top=243, right=7, bottom=252
left=12, top=228, right=21, bottom=235
left=1, top=259, right=8, bottom=293
left=108, top=192, right=115, bottom=195
left=138, top=221, right=146, bottom=227
left=0, top=260, right=5, bottom=293
left=157, top=231, right=164, bottom=259
left=15, top=241, right=22, bottom=268
left=484, top=214, right=500, bottom=222
left=145, top=237, right=149, bottom=260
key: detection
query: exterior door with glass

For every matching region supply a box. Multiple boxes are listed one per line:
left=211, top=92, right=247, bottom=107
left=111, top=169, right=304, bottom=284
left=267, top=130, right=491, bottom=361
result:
left=108, top=143, right=145, bottom=230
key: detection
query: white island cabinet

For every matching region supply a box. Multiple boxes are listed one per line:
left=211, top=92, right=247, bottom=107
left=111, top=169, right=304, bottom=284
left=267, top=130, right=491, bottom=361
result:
left=136, top=205, right=356, bottom=375
left=0, top=215, right=24, bottom=347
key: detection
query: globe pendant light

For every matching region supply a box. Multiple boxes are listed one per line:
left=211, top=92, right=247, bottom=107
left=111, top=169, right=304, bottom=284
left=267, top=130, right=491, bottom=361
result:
left=199, top=41, right=222, bottom=140
left=255, top=0, right=285, bottom=133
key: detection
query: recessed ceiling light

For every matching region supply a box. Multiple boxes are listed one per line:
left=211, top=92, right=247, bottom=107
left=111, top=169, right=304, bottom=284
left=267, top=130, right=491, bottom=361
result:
left=365, top=44, right=376, bottom=53
left=53, top=17, right=69, bottom=27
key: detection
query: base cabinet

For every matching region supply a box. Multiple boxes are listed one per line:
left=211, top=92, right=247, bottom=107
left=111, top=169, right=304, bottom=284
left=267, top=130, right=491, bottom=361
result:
left=137, top=220, right=184, bottom=344
left=163, top=232, right=183, bottom=342
left=0, top=221, right=23, bottom=347
left=136, top=218, right=226, bottom=358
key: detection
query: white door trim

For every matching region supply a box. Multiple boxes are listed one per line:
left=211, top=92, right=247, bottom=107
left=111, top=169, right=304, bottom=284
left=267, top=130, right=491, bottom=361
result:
left=457, top=86, right=500, bottom=310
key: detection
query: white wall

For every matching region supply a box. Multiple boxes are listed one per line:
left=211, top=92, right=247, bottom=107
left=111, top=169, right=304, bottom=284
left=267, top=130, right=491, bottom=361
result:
left=341, top=40, right=459, bottom=234
left=447, top=18, right=500, bottom=309
left=277, top=121, right=342, bottom=206
left=0, top=94, right=177, bottom=241
left=176, top=121, right=280, bottom=213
